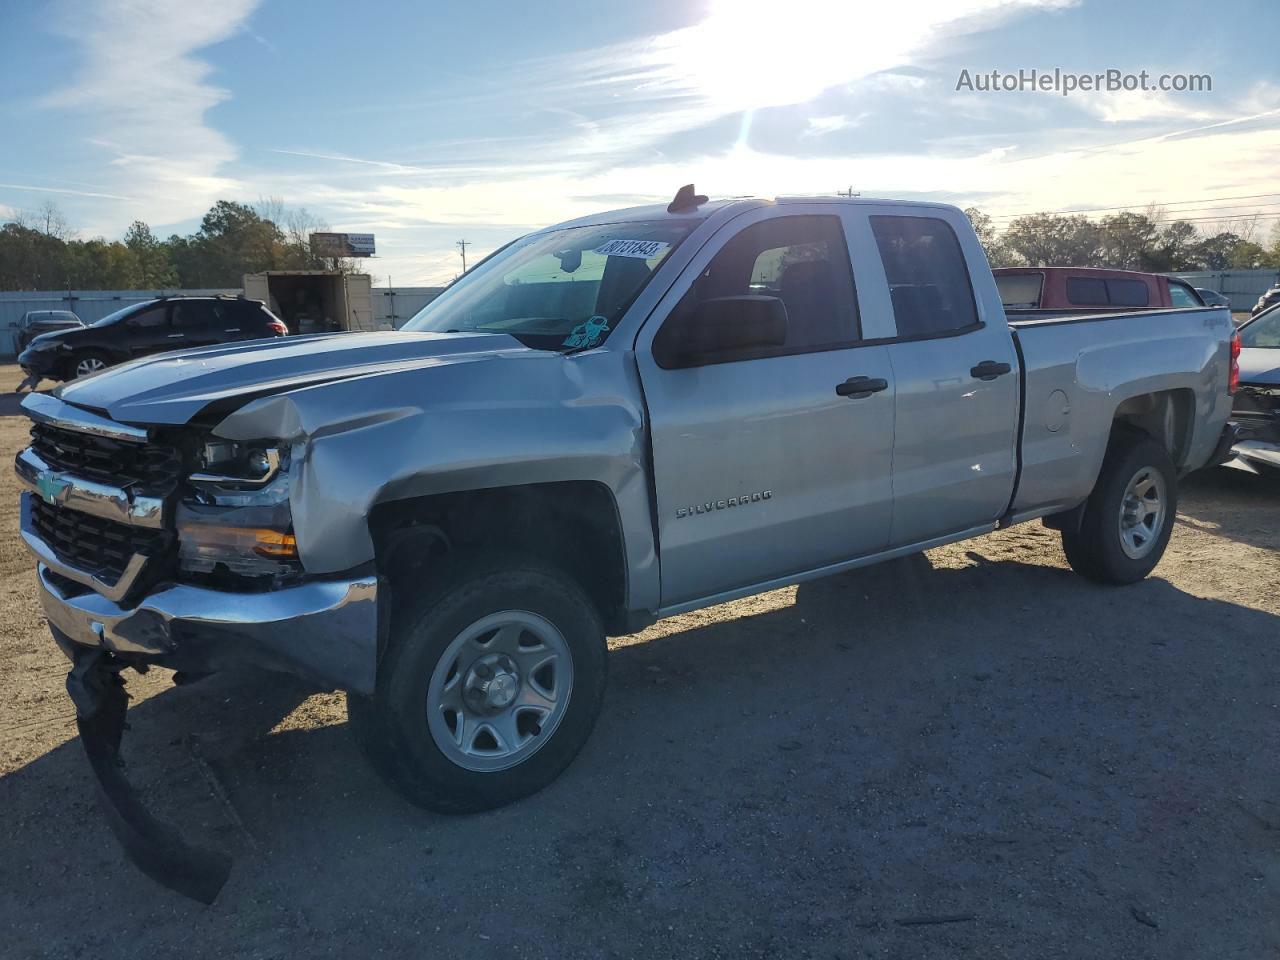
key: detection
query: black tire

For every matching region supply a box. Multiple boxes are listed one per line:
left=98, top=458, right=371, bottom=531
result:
left=68, top=350, right=111, bottom=379
left=348, top=552, right=607, bottom=814
left=1061, top=430, right=1177, bottom=585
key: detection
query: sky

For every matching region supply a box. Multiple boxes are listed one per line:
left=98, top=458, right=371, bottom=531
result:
left=0, top=0, right=1278, bottom=286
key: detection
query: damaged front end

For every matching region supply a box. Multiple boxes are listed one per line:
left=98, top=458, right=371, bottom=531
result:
left=17, top=391, right=379, bottom=903
left=1227, top=382, right=1280, bottom=474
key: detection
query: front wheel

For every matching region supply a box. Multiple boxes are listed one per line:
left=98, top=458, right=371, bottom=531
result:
left=1061, top=431, right=1177, bottom=585
left=348, top=554, right=607, bottom=813
left=70, top=351, right=110, bottom=378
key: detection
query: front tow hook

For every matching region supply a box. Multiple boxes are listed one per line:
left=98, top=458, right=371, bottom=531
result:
left=67, top=648, right=232, bottom=903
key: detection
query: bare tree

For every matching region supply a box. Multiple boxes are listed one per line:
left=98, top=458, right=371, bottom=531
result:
left=36, top=201, right=72, bottom=240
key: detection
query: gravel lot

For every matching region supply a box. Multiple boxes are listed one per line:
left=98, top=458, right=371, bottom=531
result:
left=0, top=363, right=1276, bottom=959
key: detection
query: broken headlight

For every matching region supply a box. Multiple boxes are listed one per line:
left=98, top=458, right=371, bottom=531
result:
left=177, top=442, right=301, bottom=582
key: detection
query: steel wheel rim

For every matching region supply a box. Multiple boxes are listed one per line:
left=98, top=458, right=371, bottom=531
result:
left=1118, top=466, right=1167, bottom=559
left=76, top=357, right=105, bottom=377
left=426, top=610, right=573, bottom=772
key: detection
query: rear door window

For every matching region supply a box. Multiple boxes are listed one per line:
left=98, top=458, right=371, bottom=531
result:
left=870, top=216, right=979, bottom=337
left=172, top=301, right=224, bottom=329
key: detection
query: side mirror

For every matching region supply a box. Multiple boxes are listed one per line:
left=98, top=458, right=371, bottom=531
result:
left=670, top=295, right=788, bottom=362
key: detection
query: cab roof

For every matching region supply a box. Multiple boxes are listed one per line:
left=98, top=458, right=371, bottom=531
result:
left=545, top=194, right=965, bottom=233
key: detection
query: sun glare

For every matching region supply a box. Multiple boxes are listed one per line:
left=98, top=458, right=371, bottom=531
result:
left=651, top=0, right=1049, bottom=112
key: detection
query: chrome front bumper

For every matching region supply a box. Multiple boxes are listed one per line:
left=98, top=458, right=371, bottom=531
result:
left=37, top=564, right=380, bottom=693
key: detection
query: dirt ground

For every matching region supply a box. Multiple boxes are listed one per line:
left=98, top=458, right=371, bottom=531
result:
left=0, top=362, right=1276, bottom=959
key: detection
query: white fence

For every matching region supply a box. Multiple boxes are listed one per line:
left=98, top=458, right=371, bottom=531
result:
left=0, top=286, right=446, bottom=356
left=1168, top=269, right=1279, bottom=311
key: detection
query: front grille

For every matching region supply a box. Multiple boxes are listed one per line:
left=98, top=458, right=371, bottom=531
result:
left=1235, top=385, right=1279, bottom=416
left=29, top=496, right=171, bottom=586
left=30, top=421, right=181, bottom=491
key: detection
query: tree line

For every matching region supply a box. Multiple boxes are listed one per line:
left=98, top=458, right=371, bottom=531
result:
left=965, top=206, right=1280, bottom=272
left=0, top=199, right=359, bottom=292
left=3, top=196, right=1278, bottom=293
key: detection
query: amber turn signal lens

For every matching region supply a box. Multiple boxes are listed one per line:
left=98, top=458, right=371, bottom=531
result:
left=251, top=529, right=298, bottom=558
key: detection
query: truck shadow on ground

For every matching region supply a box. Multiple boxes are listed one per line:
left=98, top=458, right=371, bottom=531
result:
left=1177, top=467, right=1280, bottom=553
left=3, top=552, right=1278, bottom=956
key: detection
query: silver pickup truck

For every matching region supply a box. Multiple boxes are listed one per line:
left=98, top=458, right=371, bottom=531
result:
left=16, top=189, right=1238, bottom=900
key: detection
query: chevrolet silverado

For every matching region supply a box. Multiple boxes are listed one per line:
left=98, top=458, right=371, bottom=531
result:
left=16, top=188, right=1239, bottom=901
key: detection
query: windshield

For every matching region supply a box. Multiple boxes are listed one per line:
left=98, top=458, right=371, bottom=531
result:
left=403, top=220, right=697, bottom=350
left=1240, top=305, right=1280, bottom=348
left=90, top=302, right=150, bottom=328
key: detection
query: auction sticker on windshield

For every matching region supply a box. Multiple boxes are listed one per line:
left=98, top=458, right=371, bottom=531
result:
left=594, top=239, right=670, bottom=259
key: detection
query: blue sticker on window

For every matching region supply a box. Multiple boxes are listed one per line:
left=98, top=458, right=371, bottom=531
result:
left=562, top=315, right=610, bottom=349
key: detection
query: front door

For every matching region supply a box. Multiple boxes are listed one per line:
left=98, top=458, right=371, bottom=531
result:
left=636, top=208, right=896, bottom=608
left=121, top=302, right=181, bottom=358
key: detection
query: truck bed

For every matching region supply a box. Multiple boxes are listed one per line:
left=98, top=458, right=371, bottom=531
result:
left=1007, top=306, right=1234, bottom=519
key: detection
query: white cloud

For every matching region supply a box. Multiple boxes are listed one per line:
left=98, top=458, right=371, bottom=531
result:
left=0, top=182, right=134, bottom=201
left=40, top=0, right=261, bottom=227
left=804, top=114, right=864, bottom=137
left=1079, top=89, right=1218, bottom=124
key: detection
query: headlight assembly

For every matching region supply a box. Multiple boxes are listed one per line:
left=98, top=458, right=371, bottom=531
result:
left=27, top=339, right=67, bottom=353
left=177, top=441, right=301, bottom=583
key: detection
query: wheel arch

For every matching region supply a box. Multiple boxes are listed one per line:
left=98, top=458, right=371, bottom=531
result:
left=1110, top=387, right=1195, bottom=469
left=368, top=480, right=631, bottom=637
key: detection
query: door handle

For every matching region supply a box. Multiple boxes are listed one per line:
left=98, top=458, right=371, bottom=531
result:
left=970, top=360, right=1011, bottom=380
left=167, top=333, right=185, bottom=339
left=224, top=328, right=240, bottom=333
left=836, top=376, right=889, bottom=399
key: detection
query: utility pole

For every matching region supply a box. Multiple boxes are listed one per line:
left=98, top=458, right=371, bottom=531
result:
left=457, top=239, right=470, bottom=273
left=838, top=186, right=860, bottom=198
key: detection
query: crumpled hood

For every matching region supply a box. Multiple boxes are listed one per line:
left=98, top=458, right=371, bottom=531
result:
left=54, top=331, right=537, bottom=426
left=1238, top=347, right=1280, bottom=386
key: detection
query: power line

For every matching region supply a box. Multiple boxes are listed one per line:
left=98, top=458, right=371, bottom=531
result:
left=980, top=191, right=1280, bottom=221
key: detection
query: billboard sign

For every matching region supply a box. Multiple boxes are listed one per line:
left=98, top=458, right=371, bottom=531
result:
left=310, top=232, right=376, bottom=258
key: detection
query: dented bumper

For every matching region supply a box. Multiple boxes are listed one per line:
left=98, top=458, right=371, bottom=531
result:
left=37, top=562, right=380, bottom=694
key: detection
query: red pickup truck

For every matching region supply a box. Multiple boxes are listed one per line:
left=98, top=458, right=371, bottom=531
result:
left=994, top=267, right=1206, bottom=313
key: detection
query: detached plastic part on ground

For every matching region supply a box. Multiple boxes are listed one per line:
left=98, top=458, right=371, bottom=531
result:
left=66, top=647, right=231, bottom=904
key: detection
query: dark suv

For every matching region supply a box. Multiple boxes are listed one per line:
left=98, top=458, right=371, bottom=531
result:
left=17, top=296, right=288, bottom=381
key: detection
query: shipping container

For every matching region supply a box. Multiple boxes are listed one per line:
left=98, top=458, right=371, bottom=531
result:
left=242, top=272, right=378, bottom=335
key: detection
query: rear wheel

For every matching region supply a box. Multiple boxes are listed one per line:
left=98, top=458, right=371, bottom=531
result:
left=1061, top=431, right=1177, bottom=585
left=348, top=553, right=607, bottom=813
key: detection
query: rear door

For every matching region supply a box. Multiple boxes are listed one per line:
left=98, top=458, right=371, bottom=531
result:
left=345, top=274, right=375, bottom=331
left=861, top=209, right=1021, bottom=546
left=636, top=205, right=896, bottom=607
left=170, top=300, right=226, bottom=348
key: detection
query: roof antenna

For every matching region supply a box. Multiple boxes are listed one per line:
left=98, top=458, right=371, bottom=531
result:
left=667, top=184, right=708, bottom=214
